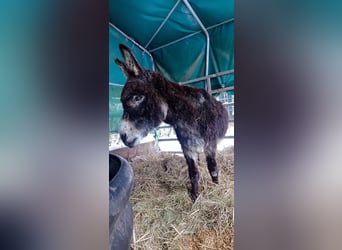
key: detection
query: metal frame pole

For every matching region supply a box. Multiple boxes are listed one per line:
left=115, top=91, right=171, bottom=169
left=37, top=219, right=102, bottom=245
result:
left=182, top=0, right=211, bottom=93
left=179, top=69, right=234, bottom=85
left=149, top=18, right=234, bottom=53
left=144, top=0, right=181, bottom=49
left=109, top=22, right=155, bottom=70
left=109, top=82, right=124, bottom=87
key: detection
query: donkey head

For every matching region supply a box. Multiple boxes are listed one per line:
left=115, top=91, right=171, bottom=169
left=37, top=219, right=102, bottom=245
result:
left=115, top=44, right=168, bottom=148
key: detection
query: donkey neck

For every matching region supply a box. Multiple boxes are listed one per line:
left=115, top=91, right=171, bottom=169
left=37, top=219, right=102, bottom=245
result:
left=153, top=76, right=203, bottom=126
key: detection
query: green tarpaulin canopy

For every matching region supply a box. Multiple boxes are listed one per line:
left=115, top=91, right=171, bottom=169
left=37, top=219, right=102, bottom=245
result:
left=109, top=0, right=234, bottom=132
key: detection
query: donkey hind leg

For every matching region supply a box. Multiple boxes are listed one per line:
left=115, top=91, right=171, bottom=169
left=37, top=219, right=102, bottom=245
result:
left=205, top=145, right=219, bottom=184
left=184, top=151, right=200, bottom=201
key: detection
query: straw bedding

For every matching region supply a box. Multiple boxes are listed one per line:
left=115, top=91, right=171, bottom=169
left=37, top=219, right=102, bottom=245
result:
left=129, top=146, right=234, bottom=249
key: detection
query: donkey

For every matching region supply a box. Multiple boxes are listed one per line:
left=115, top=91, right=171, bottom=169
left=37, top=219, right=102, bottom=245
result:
left=115, top=44, right=228, bottom=201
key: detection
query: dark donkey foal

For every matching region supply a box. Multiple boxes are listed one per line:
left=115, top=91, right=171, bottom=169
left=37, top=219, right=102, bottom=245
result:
left=115, top=44, right=228, bottom=201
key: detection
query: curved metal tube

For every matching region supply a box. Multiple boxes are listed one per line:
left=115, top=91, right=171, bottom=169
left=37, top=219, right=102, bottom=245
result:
left=182, top=0, right=211, bottom=92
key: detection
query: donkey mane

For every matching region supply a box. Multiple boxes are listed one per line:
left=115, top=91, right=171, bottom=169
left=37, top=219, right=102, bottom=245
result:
left=115, top=44, right=228, bottom=201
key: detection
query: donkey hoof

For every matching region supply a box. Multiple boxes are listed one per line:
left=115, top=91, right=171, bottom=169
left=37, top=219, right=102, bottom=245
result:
left=191, top=192, right=199, bottom=202
left=212, top=177, right=219, bottom=184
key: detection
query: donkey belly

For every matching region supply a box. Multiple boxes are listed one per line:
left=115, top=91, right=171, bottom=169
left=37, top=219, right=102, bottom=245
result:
left=174, top=126, right=205, bottom=154
left=185, top=136, right=205, bottom=153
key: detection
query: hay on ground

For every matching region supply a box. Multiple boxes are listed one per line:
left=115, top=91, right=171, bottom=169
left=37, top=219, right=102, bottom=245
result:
left=129, top=147, right=234, bottom=250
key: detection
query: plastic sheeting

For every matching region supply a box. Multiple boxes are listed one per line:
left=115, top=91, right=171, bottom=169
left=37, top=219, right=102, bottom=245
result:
left=109, top=0, right=234, bottom=132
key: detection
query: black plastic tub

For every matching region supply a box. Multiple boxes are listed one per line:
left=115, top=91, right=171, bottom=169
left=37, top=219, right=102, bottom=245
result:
left=109, top=153, right=134, bottom=250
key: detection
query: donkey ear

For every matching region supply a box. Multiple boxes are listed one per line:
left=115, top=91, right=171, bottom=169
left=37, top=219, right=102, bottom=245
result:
left=118, top=44, right=143, bottom=77
left=114, top=58, right=131, bottom=78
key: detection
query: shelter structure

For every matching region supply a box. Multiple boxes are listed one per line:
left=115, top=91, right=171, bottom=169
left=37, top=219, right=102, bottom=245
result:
left=109, top=0, right=234, bottom=149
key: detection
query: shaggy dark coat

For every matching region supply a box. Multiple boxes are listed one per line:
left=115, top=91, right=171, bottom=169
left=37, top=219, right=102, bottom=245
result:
left=115, top=44, right=228, bottom=201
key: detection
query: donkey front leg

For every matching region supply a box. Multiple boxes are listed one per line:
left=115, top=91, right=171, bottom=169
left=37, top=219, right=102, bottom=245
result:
left=184, top=152, right=200, bottom=201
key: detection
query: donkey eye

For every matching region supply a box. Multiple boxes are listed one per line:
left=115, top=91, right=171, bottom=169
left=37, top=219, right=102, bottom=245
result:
left=132, top=95, right=144, bottom=103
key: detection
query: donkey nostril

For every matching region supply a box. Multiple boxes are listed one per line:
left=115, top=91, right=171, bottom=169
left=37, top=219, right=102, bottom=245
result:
left=120, top=133, right=127, bottom=142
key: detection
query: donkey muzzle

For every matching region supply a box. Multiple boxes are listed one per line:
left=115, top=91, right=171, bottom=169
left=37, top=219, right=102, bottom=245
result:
left=120, top=133, right=138, bottom=148
left=119, top=119, right=143, bottom=148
